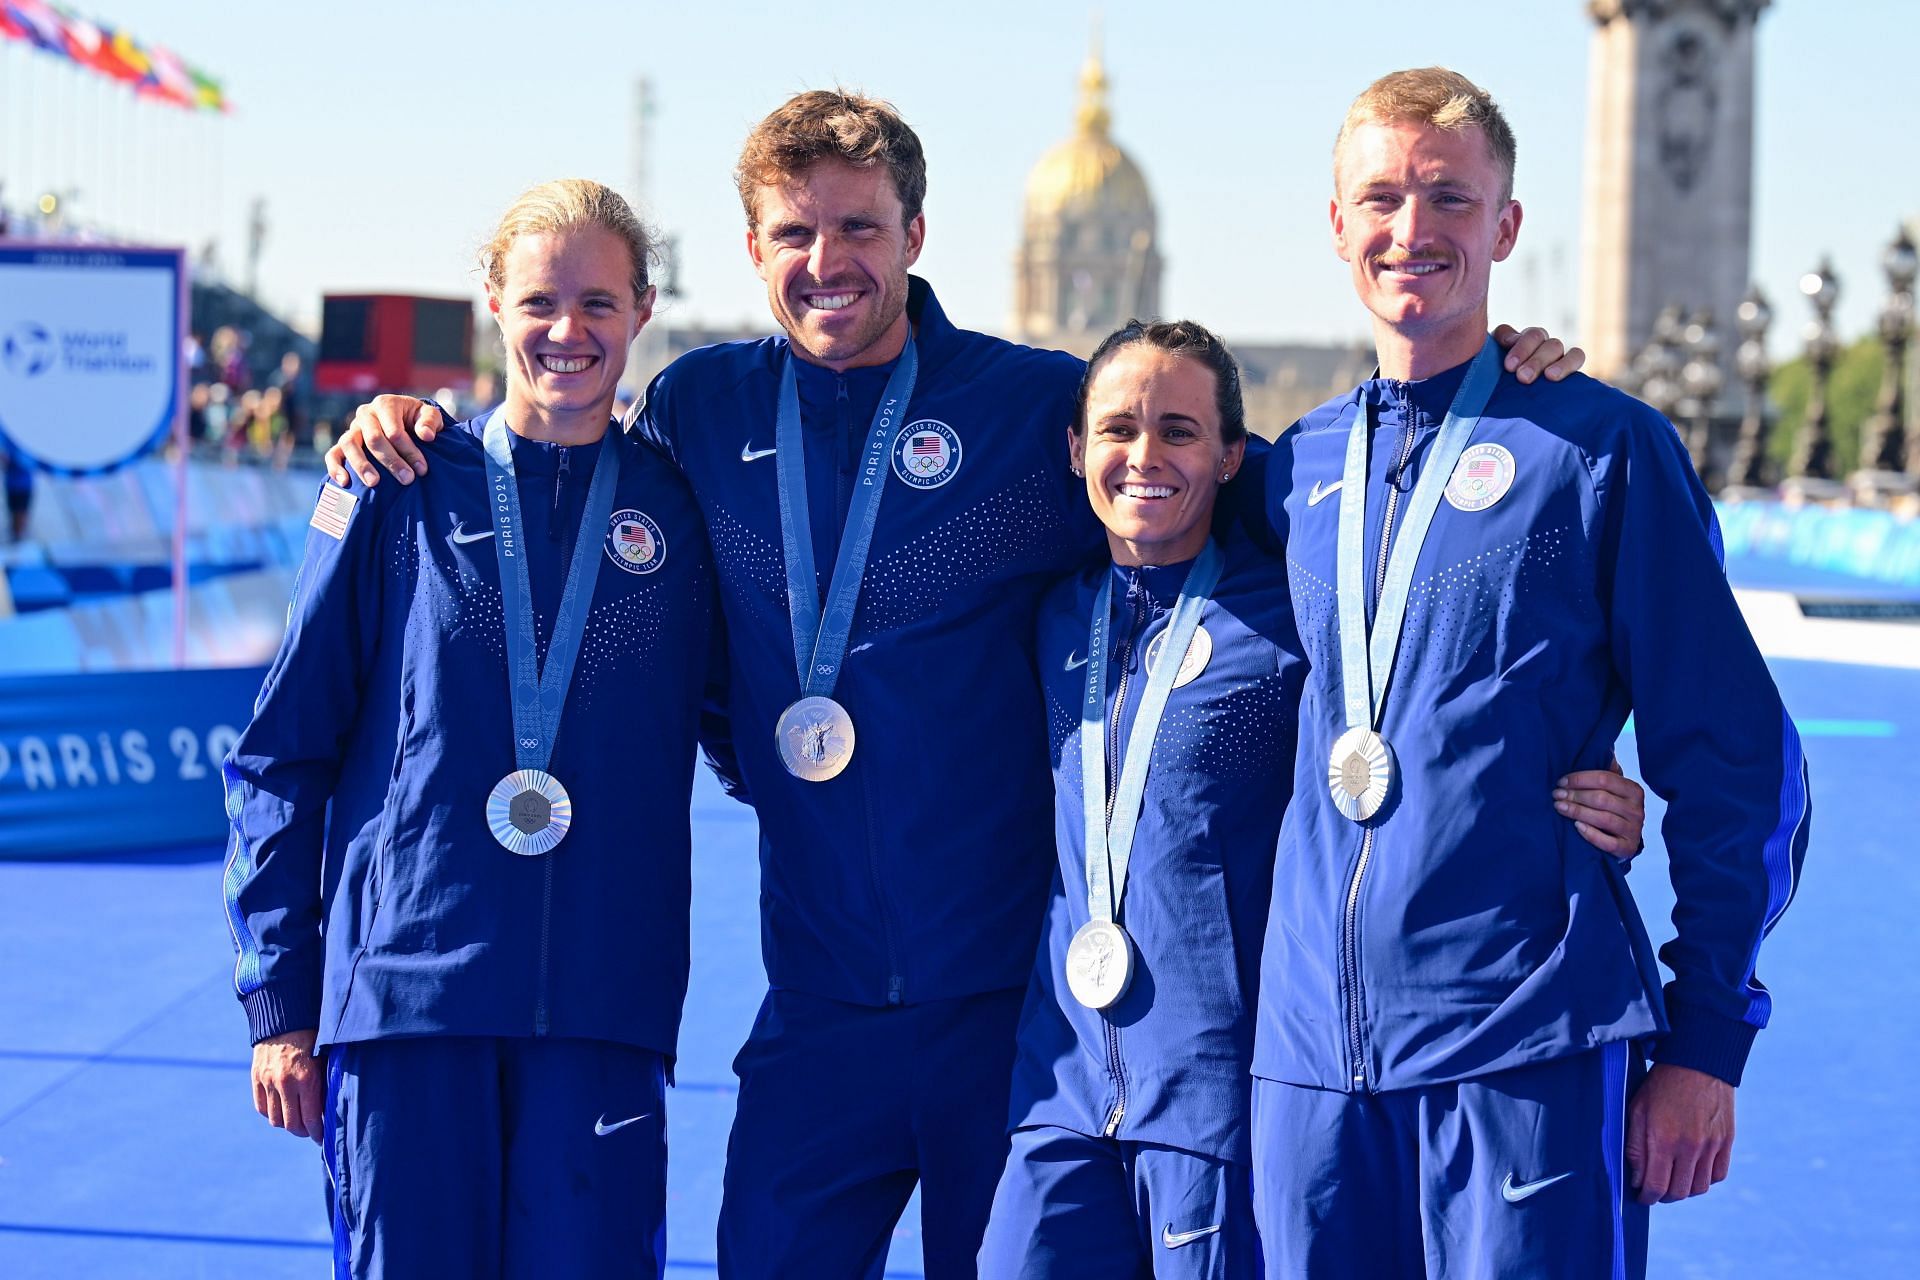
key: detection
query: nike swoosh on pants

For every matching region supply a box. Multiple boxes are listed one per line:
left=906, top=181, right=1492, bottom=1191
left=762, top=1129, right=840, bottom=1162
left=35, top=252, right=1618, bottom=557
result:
left=1500, top=1170, right=1574, bottom=1203
left=1162, top=1222, right=1222, bottom=1248
left=593, top=1112, right=652, bottom=1136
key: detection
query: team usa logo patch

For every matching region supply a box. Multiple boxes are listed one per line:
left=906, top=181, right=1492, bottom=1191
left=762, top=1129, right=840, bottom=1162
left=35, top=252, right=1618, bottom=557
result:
left=891, top=419, right=962, bottom=489
left=1145, top=623, right=1212, bottom=688
left=606, top=509, right=666, bottom=574
left=1444, top=443, right=1516, bottom=512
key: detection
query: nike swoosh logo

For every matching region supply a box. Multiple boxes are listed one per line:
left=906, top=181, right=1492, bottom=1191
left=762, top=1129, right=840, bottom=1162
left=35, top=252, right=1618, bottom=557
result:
left=593, top=1112, right=653, bottom=1136
left=1064, top=649, right=1088, bottom=671
left=450, top=522, right=495, bottom=544
left=1500, top=1171, right=1573, bottom=1203
left=740, top=442, right=777, bottom=462
left=1163, top=1223, right=1222, bottom=1249
left=1307, top=479, right=1343, bottom=506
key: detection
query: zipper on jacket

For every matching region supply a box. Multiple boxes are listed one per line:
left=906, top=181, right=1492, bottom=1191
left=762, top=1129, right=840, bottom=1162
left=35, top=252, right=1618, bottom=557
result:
left=532, top=444, right=572, bottom=1035
left=534, top=858, right=553, bottom=1035
left=1102, top=1018, right=1129, bottom=1136
left=1106, top=573, right=1146, bottom=824
left=827, top=373, right=903, bottom=1005
left=1341, top=828, right=1375, bottom=1087
left=1337, top=389, right=1415, bottom=1092
left=834, top=376, right=852, bottom=530
left=1099, top=574, right=1147, bottom=1134
left=551, top=446, right=570, bottom=543
left=863, top=771, right=904, bottom=1005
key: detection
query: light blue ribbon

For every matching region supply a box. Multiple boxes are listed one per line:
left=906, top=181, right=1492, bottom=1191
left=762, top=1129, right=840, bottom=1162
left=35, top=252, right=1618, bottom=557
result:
left=1078, top=541, right=1224, bottom=925
left=482, top=410, right=622, bottom=773
left=1335, top=339, right=1502, bottom=733
left=774, top=340, right=919, bottom=695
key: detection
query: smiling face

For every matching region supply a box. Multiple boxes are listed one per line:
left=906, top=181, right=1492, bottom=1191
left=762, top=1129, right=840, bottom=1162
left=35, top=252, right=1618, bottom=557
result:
left=747, top=159, right=925, bottom=371
left=1072, top=345, right=1245, bottom=567
left=488, top=225, right=651, bottom=443
left=1332, top=118, right=1521, bottom=379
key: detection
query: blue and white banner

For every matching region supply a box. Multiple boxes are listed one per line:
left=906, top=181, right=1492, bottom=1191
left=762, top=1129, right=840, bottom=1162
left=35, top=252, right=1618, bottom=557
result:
left=0, top=665, right=265, bottom=858
left=0, top=243, right=185, bottom=475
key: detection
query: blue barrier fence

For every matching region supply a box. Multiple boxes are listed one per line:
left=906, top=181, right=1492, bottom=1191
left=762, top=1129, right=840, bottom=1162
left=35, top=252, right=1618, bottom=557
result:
left=0, top=665, right=266, bottom=859
left=1, top=499, right=1909, bottom=862
left=1717, top=500, right=1920, bottom=588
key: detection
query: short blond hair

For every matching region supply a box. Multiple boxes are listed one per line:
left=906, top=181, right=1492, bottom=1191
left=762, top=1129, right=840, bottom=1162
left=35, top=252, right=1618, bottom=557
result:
left=1335, top=67, right=1517, bottom=202
left=479, top=178, right=656, bottom=302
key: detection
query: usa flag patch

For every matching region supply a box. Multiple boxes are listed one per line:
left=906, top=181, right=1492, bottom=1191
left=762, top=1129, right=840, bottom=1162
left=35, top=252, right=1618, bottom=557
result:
left=310, top=484, right=358, bottom=540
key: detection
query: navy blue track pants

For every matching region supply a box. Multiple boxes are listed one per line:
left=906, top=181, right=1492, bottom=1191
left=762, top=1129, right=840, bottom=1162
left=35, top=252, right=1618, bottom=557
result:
left=324, top=1035, right=667, bottom=1280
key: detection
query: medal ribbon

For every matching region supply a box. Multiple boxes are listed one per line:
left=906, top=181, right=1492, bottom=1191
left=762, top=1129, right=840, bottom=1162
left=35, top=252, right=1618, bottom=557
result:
left=1335, top=338, right=1502, bottom=733
left=1079, top=541, right=1224, bottom=926
left=482, top=410, right=623, bottom=774
left=774, top=339, right=920, bottom=697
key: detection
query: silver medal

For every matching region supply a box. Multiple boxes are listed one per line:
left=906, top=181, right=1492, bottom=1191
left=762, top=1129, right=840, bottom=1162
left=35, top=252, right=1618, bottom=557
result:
left=486, top=768, right=573, bottom=855
left=1065, top=919, right=1134, bottom=1010
left=776, top=695, right=856, bottom=782
left=1327, top=726, right=1394, bottom=823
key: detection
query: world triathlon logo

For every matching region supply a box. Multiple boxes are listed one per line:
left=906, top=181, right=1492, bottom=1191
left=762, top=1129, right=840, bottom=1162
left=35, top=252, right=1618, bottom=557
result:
left=3, top=323, right=54, bottom=377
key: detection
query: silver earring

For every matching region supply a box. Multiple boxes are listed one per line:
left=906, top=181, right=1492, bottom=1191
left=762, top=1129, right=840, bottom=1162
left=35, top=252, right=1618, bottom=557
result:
left=1220, top=470, right=1232, bottom=482
left=1072, top=466, right=1084, bottom=478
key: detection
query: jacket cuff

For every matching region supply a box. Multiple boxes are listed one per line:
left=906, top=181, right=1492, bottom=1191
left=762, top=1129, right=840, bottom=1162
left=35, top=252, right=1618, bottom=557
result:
left=242, top=983, right=321, bottom=1046
left=1651, top=998, right=1758, bottom=1086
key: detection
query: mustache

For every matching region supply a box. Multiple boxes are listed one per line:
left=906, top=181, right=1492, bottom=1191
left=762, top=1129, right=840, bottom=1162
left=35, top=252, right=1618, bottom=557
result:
left=1373, top=255, right=1452, bottom=270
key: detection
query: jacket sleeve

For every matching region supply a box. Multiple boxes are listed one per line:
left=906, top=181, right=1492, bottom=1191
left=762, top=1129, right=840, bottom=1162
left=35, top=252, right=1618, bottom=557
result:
left=629, top=367, right=680, bottom=464
left=1595, top=408, right=1811, bottom=1086
left=697, top=592, right=751, bottom=804
left=1214, top=433, right=1291, bottom=561
left=220, top=476, right=390, bottom=1045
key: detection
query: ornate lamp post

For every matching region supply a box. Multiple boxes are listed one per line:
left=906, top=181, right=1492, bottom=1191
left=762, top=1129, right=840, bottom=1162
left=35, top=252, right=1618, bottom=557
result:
left=1634, top=305, right=1686, bottom=420
left=1678, top=309, right=1724, bottom=485
left=1856, top=227, right=1916, bottom=485
left=1788, top=258, right=1840, bottom=482
left=1726, top=286, right=1774, bottom=491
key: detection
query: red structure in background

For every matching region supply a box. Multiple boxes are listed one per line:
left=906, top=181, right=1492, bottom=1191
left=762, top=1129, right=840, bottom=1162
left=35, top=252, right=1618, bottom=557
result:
left=315, top=294, right=473, bottom=396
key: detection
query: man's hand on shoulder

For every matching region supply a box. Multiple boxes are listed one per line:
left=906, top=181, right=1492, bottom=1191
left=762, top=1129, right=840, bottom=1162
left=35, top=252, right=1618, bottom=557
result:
left=1492, top=324, right=1586, bottom=384
left=1626, top=1062, right=1735, bottom=1204
left=251, top=1028, right=325, bottom=1144
left=324, top=395, right=445, bottom=489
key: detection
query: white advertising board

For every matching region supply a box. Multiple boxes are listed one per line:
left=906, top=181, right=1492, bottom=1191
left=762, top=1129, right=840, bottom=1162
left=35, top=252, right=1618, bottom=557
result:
left=0, top=244, right=185, bottom=474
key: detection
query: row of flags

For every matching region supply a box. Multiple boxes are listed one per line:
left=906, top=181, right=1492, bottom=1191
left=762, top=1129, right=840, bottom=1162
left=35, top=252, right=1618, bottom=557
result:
left=0, top=1, right=229, bottom=113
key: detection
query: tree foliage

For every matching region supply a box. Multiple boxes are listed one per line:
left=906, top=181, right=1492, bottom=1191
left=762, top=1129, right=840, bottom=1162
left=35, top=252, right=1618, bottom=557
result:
left=1766, top=335, right=1889, bottom=474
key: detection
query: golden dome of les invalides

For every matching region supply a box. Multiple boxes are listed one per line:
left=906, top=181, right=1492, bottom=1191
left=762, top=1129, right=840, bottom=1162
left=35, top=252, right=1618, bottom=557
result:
left=1009, top=44, right=1162, bottom=354
left=1022, top=53, right=1155, bottom=223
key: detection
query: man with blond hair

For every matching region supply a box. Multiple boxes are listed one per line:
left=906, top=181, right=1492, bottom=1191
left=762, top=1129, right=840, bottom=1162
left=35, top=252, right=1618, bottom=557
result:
left=1243, top=67, right=1810, bottom=1277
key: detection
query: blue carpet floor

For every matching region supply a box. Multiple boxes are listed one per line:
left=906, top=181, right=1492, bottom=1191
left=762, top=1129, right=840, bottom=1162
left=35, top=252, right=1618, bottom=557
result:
left=2, top=651, right=1914, bottom=1276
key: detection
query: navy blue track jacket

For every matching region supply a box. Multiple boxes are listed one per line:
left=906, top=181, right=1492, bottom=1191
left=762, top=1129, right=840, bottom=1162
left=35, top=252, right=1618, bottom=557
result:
left=1246, top=361, right=1811, bottom=1094
left=639, top=278, right=1103, bottom=1007
left=1009, top=537, right=1303, bottom=1163
left=222, top=423, right=716, bottom=1056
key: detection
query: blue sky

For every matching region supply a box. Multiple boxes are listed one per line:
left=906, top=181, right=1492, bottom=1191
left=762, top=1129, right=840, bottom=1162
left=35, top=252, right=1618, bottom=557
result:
left=2, top=0, right=1912, bottom=356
